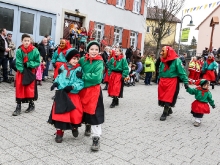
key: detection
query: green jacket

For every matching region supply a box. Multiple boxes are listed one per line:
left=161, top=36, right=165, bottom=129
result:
left=202, top=61, right=218, bottom=72
left=186, top=87, right=215, bottom=106
left=51, top=50, right=67, bottom=64
left=159, top=58, right=188, bottom=84
left=79, top=57, right=104, bottom=88
left=108, top=57, right=129, bottom=78
left=54, top=65, right=84, bottom=94
left=144, top=57, right=155, bottom=72
left=16, top=48, right=40, bottom=73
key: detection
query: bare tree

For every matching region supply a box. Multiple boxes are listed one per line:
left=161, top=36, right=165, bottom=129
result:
left=146, top=0, right=185, bottom=58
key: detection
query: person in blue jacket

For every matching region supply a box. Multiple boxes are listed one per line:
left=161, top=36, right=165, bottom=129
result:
left=48, top=48, right=84, bottom=143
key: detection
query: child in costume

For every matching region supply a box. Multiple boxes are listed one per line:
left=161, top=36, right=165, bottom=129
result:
left=108, top=48, right=129, bottom=108
left=77, top=41, right=105, bottom=151
left=188, top=56, right=197, bottom=84
left=129, top=64, right=136, bottom=86
left=52, top=39, right=71, bottom=79
left=36, top=57, right=45, bottom=86
left=12, top=34, right=40, bottom=116
left=48, top=49, right=84, bottom=143
left=185, top=79, right=215, bottom=127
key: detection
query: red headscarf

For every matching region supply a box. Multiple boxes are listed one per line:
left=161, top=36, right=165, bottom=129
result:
left=207, top=55, right=215, bottom=65
left=20, top=44, right=35, bottom=63
left=160, top=46, right=178, bottom=71
left=85, top=54, right=103, bottom=64
left=58, top=40, right=72, bottom=56
left=113, top=54, right=124, bottom=67
left=108, top=50, right=116, bottom=61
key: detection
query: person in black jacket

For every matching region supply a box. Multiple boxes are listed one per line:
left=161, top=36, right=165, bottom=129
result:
left=38, top=37, right=51, bottom=80
left=154, top=56, right=161, bottom=84
left=125, top=45, right=134, bottom=63
left=79, top=45, right=86, bottom=58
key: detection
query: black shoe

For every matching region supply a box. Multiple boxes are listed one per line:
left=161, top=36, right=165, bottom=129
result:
left=55, top=130, right=63, bottom=143
left=84, top=125, right=91, bottom=136
left=110, top=98, right=116, bottom=108
left=167, top=108, right=173, bottom=116
left=132, top=82, right=135, bottom=86
left=72, top=128, right=79, bottom=137
left=12, top=104, right=21, bottom=116
left=3, top=79, right=11, bottom=83
left=211, top=84, right=214, bottom=89
left=25, top=102, right=35, bottom=113
left=160, top=113, right=167, bottom=121
left=51, top=95, right=55, bottom=100
left=103, top=84, right=108, bottom=90
left=91, top=136, right=100, bottom=151
left=115, top=98, right=119, bottom=106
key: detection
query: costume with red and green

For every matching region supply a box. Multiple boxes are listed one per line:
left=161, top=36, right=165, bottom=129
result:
left=15, top=45, right=40, bottom=103
left=104, top=50, right=115, bottom=83
left=202, top=57, right=217, bottom=82
left=108, top=54, right=129, bottom=98
left=78, top=54, right=105, bottom=125
left=158, top=47, right=188, bottom=107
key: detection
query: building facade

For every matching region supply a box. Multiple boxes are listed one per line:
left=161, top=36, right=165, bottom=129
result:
left=0, top=0, right=147, bottom=52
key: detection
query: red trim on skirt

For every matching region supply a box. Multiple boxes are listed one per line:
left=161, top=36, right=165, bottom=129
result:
left=108, top=72, right=122, bottom=97
left=191, top=100, right=210, bottom=114
left=53, top=62, right=66, bottom=79
left=52, top=93, right=83, bottom=124
left=158, top=77, right=178, bottom=103
left=203, top=70, right=216, bottom=81
left=79, top=85, right=100, bottom=115
left=16, top=70, right=35, bottom=99
left=104, top=68, right=109, bottom=83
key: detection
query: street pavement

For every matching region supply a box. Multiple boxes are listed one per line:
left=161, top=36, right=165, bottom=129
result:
left=0, top=77, right=220, bottom=165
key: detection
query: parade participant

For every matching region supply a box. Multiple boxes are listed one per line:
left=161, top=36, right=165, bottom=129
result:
left=188, top=56, right=196, bottom=84
left=202, top=54, right=218, bottom=89
left=36, top=57, right=45, bottom=86
left=78, top=40, right=104, bottom=151
left=108, top=48, right=129, bottom=108
left=194, top=57, right=201, bottom=82
left=158, top=46, right=188, bottom=121
left=185, top=79, right=215, bottom=127
left=52, top=39, right=71, bottom=79
left=48, top=48, right=84, bottom=143
left=12, top=34, right=40, bottom=116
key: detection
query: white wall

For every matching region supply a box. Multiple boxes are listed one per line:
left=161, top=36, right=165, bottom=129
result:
left=2, top=0, right=147, bottom=53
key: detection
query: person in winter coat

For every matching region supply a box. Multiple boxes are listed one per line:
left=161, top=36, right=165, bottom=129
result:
left=108, top=48, right=129, bottom=108
left=48, top=48, right=84, bottom=143
left=125, top=45, right=134, bottom=63
left=144, top=54, right=155, bottom=85
left=158, top=46, right=188, bottom=121
left=7, top=33, right=16, bottom=76
left=185, top=79, right=215, bottom=127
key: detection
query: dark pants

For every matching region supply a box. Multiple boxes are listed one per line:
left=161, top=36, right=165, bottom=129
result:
left=145, top=72, right=152, bottom=85
left=0, top=56, right=8, bottom=80
left=8, top=57, right=13, bottom=74
left=43, top=61, right=50, bottom=78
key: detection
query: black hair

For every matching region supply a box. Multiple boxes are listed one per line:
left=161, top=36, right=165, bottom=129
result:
left=7, top=33, right=12, bottom=36
left=0, top=28, right=6, bottom=33
left=21, top=34, right=31, bottom=41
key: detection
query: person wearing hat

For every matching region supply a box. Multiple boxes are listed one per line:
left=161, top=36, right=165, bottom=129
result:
left=77, top=40, right=104, bottom=151
left=108, top=47, right=129, bottom=108
left=48, top=48, right=84, bottom=143
left=185, top=79, right=215, bottom=127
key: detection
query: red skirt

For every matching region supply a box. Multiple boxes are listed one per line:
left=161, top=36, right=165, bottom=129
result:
left=52, top=93, right=83, bottom=124
left=16, top=70, right=35, bottom=99
left=79, top=85, right=100, bottom=115
left=104, top=68, right=109, bottom=83
left=53, top=62, right=66, bottom=79
left=158, top=77, right=178, bottom=103
left=203, top=70, right=216, bottom=81
left=108, top=72, right=122, bottom=97
left=191, top=100, right=210, bottom=114
left=194, top=71, right=201, bottom=81
left=188, top=69, right=196, bottom=80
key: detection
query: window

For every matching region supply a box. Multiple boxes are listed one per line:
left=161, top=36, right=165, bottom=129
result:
left=114, top=27, right=122, bottom=45
left=95, top=23, right=104, bottom=42
left=116, top=0, right=125, bottom=8
left=0, top=7, right=14, bottom=31
left=133, top=0, right=140, bottom=13
left=20, top=11, right=34, bottom=34
left=146, top=26, right=150, bottom=33
left=40, top=16, right=52, bottom=36
left=97, top=0, right=106, bottom=3
left=130, top=31, right=137, bottom=47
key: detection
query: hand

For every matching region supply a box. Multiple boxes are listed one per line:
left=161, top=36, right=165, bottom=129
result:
left=6, top=48, right=10, bottom=52
left=63, top=86, right=73, bottom=93
left=76, top=71, right=83, bottom=79
left=23, top=63, right=27, bottom=68
left=50, top=82, right=58, bottom=91
left=212, top=105, right=215, bottom=109
left=53, top=63, right=56, bottom=68
left=184, top=84, right=189, bottom=89
left=58, top=68, right=62, bottom=75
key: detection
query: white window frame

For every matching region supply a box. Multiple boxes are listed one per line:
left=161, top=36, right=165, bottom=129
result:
left=133, top=0, right=141, bottom=14
left=97, top=0, right=106, bottom=3
left=146, top=26, right=150, bottom=33
left=95, top=23, right=104, bottom=42
left=113, top=27, right=122, bottom=46
left=130, top=31, right=137, bottom=48
left=116, top=0, right=125, bottom=9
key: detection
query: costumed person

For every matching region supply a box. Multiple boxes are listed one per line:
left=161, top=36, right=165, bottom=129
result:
left=12, top=34, right=40, bottom=116
left=188, top=56, right=197, bottom=84
left=36, top=57, right=45, bottom=86
left=185, top=79, right=215, bottom=127
left=108, top=48, right=129, bottom=108
left=128, top=64, right=136, bottom=86
left=202, top=54, right=218, bottom=89
left=78, top=41, right=105, bottom=151
left=158, top=46, right=188, bottom=121
left=197, top=56, right=204, bottom=78
left=48, top=49, right=84, bottom=143
left=69, top=24, right=78, bottom=48
left=194, top=57, right=201, bottom=82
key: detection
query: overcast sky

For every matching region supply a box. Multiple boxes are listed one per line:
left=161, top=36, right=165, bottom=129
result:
left=175, top=0, right=219, bottom=45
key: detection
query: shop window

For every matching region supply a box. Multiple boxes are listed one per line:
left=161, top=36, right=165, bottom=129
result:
left=40, top=16, right=52, bottom=36
left=0, top=7, right=14, bottom=31
left=20, top=11, right=34, bottom=34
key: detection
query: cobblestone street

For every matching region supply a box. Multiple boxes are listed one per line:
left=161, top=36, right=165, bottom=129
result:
left=0, top=79, right=220, bottom=165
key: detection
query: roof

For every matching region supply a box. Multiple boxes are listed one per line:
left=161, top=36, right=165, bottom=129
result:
left=146, top=7, right=181, bottom=23
left=196, top=5, right=220, bottom=30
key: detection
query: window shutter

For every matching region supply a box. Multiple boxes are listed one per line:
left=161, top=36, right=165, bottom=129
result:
left=109, top=26, right=115, bottom=46
left=104, top=25, right=111, bottom=45
left=140, top=0, right=145, bottom=15
left=89, top=21, right=95, bottom=32
left=107, top=0, right=112, bottom=4
left=112, top=0, right=117, bottom=6
left=125, top=0, right=130, bottom=10
left=137, top=33, right=142, bottom=50
left=122, top=29, right=130, bottom=48
left=129, top=0, right=134, bottom=11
